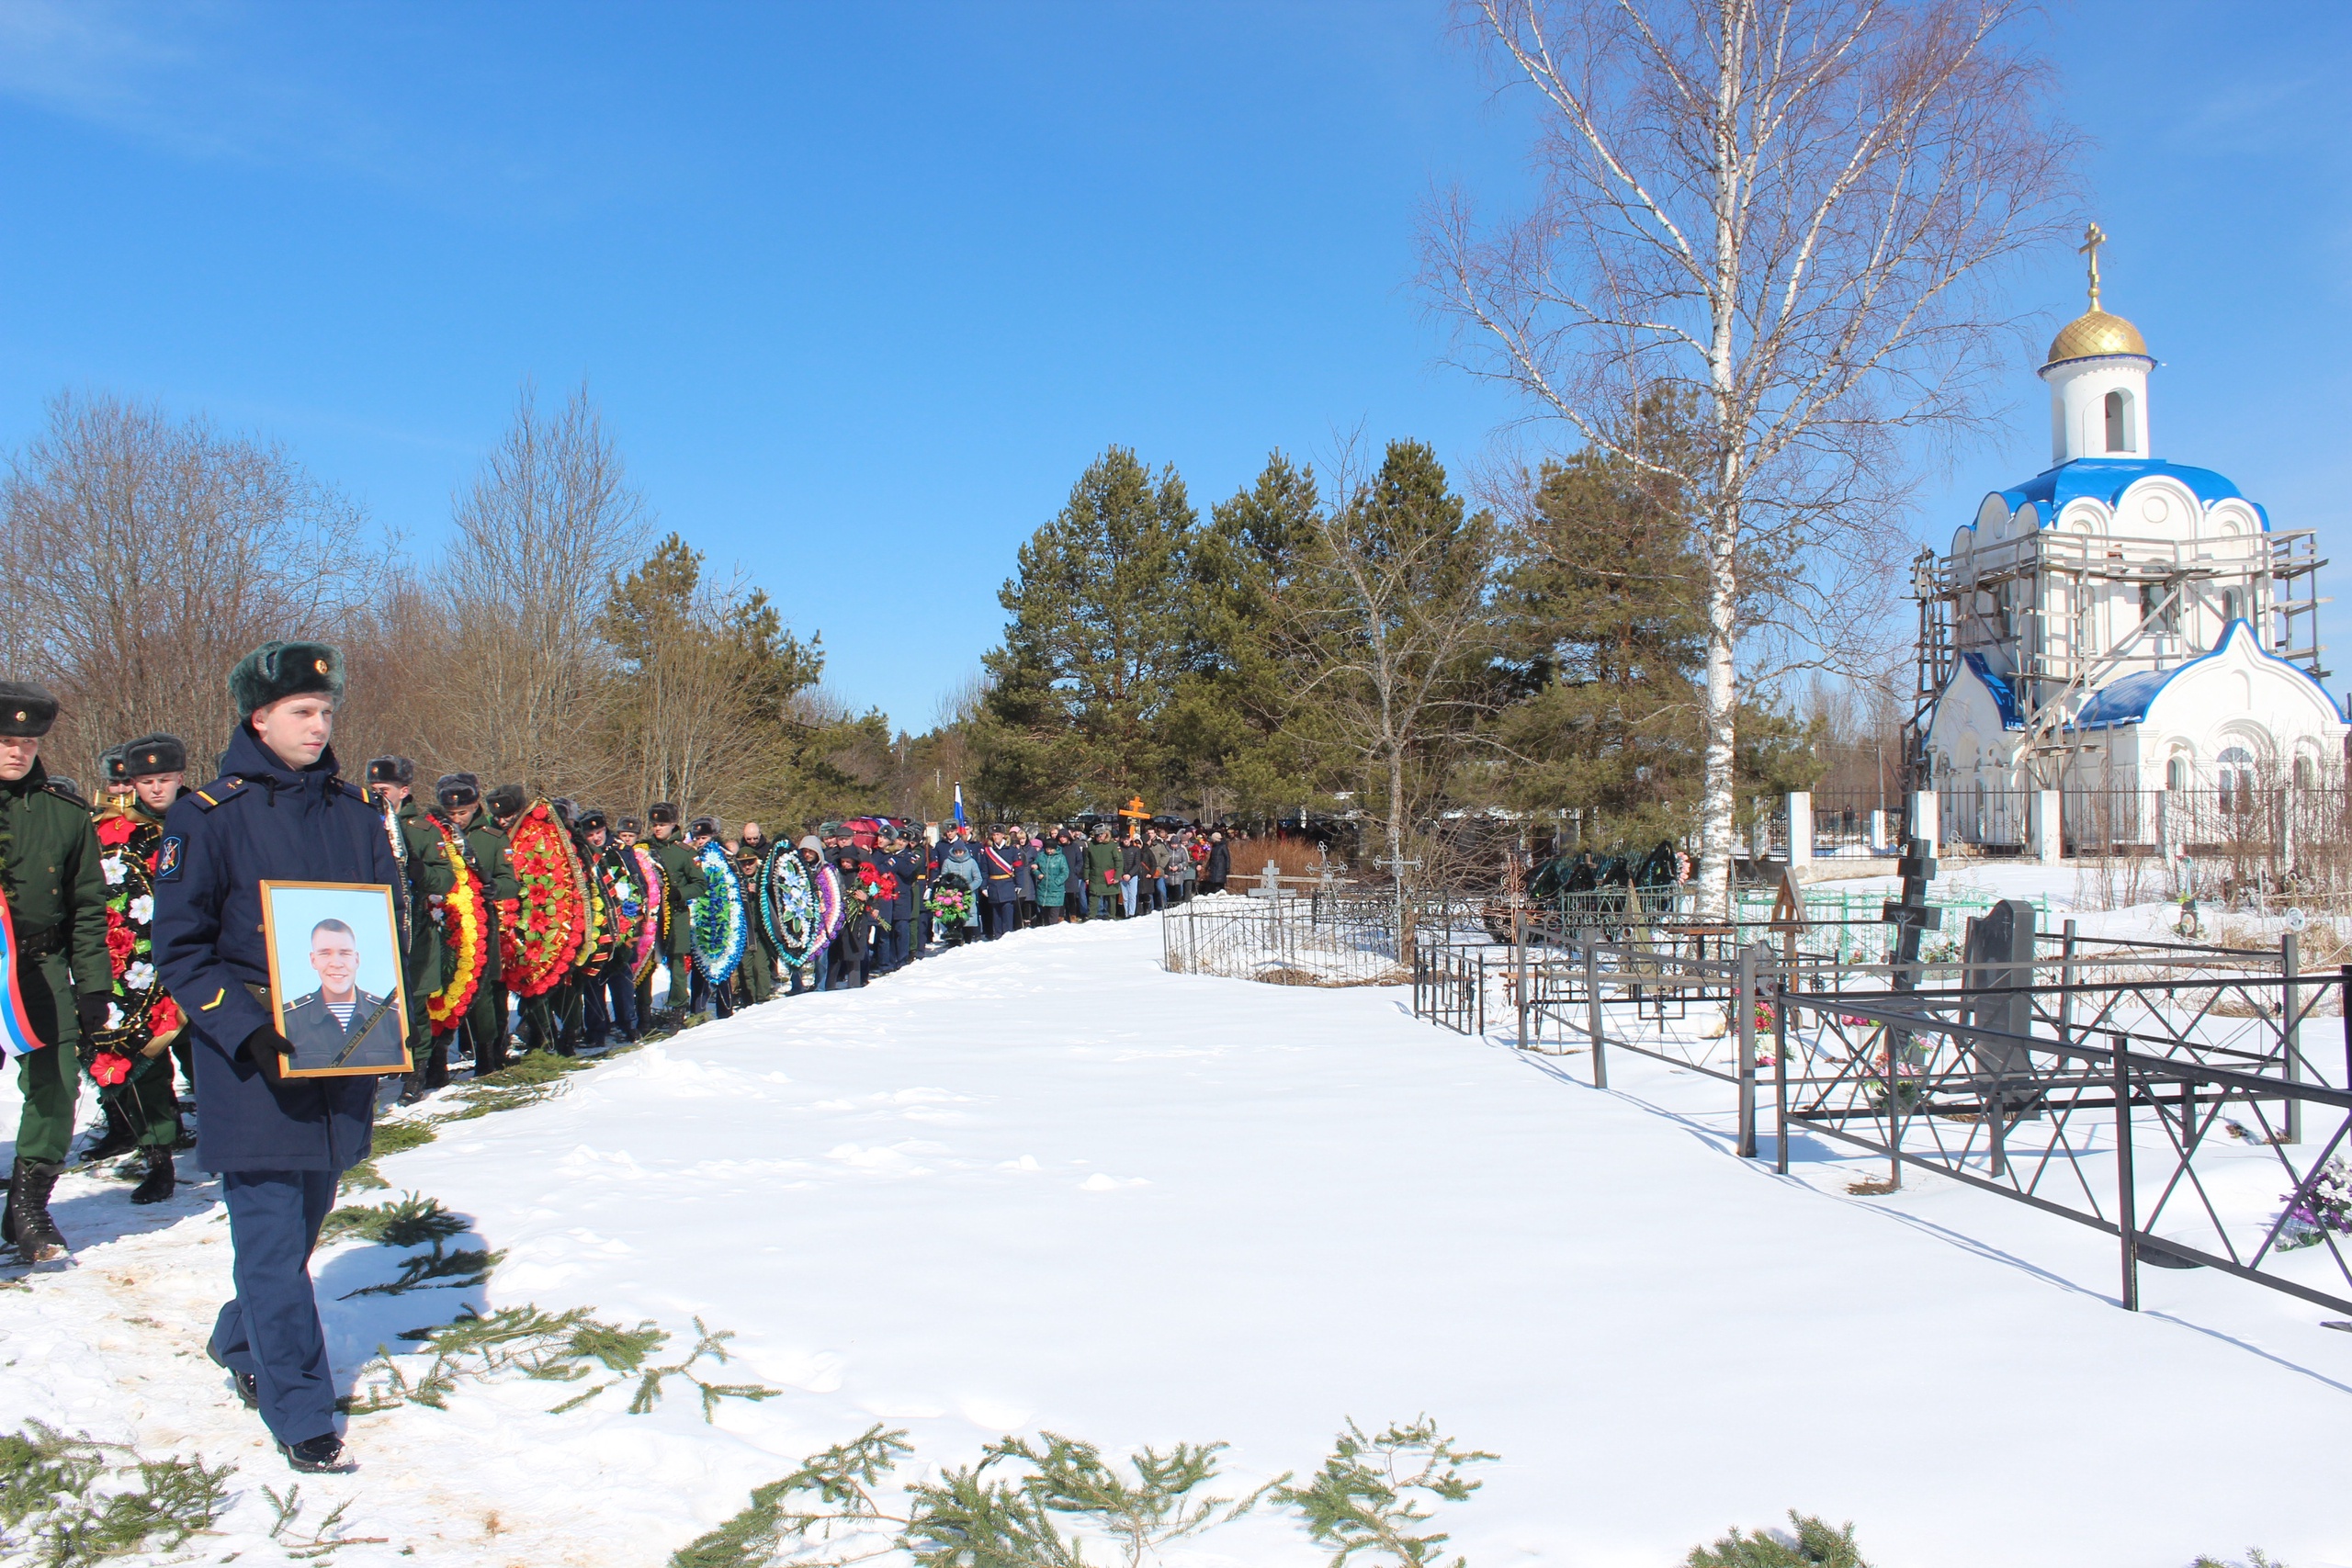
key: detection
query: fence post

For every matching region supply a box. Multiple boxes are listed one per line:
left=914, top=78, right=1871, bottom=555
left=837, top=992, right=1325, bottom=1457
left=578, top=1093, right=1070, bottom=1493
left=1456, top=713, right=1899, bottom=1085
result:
left=1736, top=942, right=1758, bottom=1158
left=1786, top=791, right=1813, bottom=870
left=1773, top=975, right=1790, bottom=1176
left=1585, top=940, right=1608, bottom=1089
left=2113, top=1036, right=2139, bottom=1312
left=2282, top=932, right=2302, bottom=1144
left=1514, top=906, right=1528, bottom=1051
left=1910, top=789, right=1939, bottom=857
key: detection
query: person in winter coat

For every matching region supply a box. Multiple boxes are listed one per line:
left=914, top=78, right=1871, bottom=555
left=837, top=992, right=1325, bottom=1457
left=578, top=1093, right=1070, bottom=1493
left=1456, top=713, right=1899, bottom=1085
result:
left=786, top=837, right=831, bottom=995
left=875, top=824, right=922, bottom=972
left=829, top=865, right=876, bottom=989
left=1118, top=832, right=1148, bottom=919
left=932, top=840, right=984, bottom=945
left=151, top=641, right=398, bottom=1475
left=1084, top=826, right=1123, bottom=919
left=1012, top=830, right=1038, bottom=929
left=1057, top=831, right=1088, bottom=921
left=1204, top=830, right=1231, bottom=894
left=1031, top=837, right=1070, bottom=924
left=1166, top=833, right=1194, bottom=906
left=977, top=827, right=1023, bottom=940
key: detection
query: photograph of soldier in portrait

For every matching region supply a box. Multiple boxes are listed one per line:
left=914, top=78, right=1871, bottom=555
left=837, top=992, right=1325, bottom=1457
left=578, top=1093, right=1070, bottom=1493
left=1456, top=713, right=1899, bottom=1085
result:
left=258, top=883, right=411, bottom=1077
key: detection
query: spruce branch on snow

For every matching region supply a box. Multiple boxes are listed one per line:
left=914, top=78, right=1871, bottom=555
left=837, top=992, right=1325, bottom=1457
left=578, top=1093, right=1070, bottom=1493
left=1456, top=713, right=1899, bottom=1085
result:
left=319, top=1191, right=468, bottom=1247
left=349, top=1304, right=778, bottom=1422
left=1277, top=1416, right=1497, bottom=1568
left=264, top=1483, right=390, bottom=1562
left=1685, top=1511, right=1870, bottom=1568
left=0, top=1420, right=231, bottom=1566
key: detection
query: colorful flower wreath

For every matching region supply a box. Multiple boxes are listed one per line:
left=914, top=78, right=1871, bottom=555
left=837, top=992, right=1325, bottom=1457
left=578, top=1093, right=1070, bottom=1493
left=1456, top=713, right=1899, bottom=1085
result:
left=923, top=880, right=975, bottom=926
left=760, top=847, right=826, bottom=969
left=629, top=845, right=667, bottom=983
left=690, top=840, right=747, bottom=986
left=85, top=810, right=180, bottom=1078
left=424, top=815, right=488, bottom=1029
left=503, top=801, right=587, bottom=998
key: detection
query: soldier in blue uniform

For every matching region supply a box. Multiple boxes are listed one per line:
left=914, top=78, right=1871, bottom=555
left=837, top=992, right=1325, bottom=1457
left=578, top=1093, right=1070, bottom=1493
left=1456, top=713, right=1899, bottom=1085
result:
left=152, top=641, right=398, bottom=1474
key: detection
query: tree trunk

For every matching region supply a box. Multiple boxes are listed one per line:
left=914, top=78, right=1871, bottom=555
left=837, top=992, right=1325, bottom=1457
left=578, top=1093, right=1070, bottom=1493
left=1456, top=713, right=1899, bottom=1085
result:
left=1696, top=6, right=1743, bottom=920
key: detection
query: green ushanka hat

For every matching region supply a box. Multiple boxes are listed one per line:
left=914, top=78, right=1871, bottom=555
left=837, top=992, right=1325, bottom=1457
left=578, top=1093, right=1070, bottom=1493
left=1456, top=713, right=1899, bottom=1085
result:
left=229, top=641, right=345, bottom=720
left=0, top=681, right=59, bottom=739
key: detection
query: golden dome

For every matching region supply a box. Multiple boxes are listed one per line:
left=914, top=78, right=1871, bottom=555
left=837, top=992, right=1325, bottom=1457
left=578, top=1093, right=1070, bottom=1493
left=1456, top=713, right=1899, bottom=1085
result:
left=2044, top=308, right=2149, bottom=367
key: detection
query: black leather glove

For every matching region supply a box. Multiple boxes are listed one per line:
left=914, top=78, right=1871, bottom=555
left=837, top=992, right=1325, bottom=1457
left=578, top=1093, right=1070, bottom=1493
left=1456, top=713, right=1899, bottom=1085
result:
left=241, top=1024, right=296, bottom=1070
left=76, top=992, right=113, bottom=1039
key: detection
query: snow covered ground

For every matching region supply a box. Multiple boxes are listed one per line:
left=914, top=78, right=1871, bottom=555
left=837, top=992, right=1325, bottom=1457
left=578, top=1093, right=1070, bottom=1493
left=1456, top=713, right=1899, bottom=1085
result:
left=5, top=878, right=2348, bottom=1567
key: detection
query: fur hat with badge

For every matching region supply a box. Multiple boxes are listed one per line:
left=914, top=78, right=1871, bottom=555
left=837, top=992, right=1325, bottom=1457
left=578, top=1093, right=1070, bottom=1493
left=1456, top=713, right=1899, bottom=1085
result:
left=123, top=733, right=187, bottom=778
left=435, top=772, right=481, bottom=809
left=648, top=803, right=680, bottom=827
left=229, top=641, right=344, bottom=720
left=366, top=756, right=415, bottom=787
left=100, top=745, right=129, bottom=786
left=0, top=680, right=59, bottom=739
left=486, top=784, right=526, bottom=820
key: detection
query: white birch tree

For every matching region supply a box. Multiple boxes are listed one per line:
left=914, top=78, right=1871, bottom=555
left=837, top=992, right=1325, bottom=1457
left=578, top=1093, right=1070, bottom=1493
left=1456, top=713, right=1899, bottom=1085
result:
left=1424, top=0, right=2074, bottom=910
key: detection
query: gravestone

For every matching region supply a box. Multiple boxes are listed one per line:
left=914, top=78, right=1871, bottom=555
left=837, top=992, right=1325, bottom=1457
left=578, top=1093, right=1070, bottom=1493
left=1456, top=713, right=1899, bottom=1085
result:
left=1962, top=897, right=2038, bottom=1110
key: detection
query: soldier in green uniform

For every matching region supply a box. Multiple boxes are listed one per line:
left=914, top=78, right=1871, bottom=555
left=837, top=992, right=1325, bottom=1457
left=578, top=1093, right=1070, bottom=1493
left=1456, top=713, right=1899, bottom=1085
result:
left=0, top=682, right=112, bottom=1262
left=364, top=758, right=455, bottom=1101
left=641, top=803, right=705, bottom=1030
left=79, top=733, right=190, bottom=1202
left=732, top=821, right=777, bottom=1007
left=434, top=773, right=516, bottom=1076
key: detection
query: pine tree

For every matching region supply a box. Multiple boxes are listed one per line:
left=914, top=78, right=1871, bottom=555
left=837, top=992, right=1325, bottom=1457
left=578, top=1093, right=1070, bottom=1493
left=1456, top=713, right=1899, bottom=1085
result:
left=978, top=447, right=1197, bottom=818
left=1162, top=451, right=1325, bottom=818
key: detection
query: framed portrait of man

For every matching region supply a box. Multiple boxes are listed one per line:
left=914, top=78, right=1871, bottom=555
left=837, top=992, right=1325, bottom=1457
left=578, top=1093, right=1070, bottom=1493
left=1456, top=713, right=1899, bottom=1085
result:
left=257, top=881, right=413, bottom=1078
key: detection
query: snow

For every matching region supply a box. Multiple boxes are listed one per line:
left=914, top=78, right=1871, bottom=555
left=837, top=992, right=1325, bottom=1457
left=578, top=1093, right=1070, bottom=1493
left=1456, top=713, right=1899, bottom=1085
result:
left=5, top=877, right=2348, bottom=1567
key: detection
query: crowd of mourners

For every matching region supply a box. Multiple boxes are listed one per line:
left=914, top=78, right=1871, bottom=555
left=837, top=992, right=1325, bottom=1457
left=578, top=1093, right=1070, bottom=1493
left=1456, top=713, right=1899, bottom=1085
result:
left=2, top=636, right=1291, bottom=1476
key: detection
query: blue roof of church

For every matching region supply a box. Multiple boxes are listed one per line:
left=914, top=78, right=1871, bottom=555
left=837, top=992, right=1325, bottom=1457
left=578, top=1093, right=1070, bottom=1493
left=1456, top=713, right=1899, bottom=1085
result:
left=1958, top=651, right=2023, bottom=730
left=2071, top=620, right=2346, bottom=729
left=1985, top=458, right=2264, bottom=528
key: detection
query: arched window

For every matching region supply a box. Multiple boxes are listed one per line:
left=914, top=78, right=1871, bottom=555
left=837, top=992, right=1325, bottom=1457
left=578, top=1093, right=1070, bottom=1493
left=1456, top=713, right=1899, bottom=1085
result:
left=2165, top=755, right=2188, bottom=792
left=2221, top=588, right=2244, bottom=626
left=2217, top=746, right=2256, bottom=814
left=2294, top=754, right=2316, bottom=790
left=2104, top=389, right=2136, bottom=453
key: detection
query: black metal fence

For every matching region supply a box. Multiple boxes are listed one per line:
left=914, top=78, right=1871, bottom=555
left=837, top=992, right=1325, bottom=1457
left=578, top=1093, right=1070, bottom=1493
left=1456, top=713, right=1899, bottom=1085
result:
left=1410, top=918, right=2352, bottom=1316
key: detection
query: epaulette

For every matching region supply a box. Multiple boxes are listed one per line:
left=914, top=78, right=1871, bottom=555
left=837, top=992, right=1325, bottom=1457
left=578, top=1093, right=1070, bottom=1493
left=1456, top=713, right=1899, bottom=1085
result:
left=41, top=781, right=88, bottom=807
left=333, top=779, right=375, bottom=806
left=187, top=776, right=248, bottom=812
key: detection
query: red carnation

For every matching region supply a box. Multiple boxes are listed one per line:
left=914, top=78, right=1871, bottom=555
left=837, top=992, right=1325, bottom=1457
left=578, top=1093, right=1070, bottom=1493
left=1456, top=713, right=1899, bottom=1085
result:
left=106, top=923, right=136, bottom=961
left=91, top=1053, right=131, bottom=1087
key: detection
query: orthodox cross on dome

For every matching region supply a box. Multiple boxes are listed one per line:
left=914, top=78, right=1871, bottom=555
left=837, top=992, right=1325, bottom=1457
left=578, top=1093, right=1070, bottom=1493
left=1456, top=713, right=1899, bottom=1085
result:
left=2079, top=221, right=2107, bottom=311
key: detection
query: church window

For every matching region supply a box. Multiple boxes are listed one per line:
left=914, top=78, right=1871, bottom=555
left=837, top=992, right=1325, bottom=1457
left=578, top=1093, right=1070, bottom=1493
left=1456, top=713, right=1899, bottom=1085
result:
left=2294, top=754, right=2316, bottom=790
left=2220, top=588, right=2244, bottom=626
left=2217, top=746, right=2256, bottom=814
left=2165, top=756, right=2188, bottom=792
left=2104, top=389, right=2136, bottom=454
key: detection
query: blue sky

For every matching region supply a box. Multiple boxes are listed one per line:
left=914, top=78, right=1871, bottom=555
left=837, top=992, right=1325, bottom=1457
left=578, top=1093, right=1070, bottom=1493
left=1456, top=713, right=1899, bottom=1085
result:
left=2, top=1, right=2347, bottom=728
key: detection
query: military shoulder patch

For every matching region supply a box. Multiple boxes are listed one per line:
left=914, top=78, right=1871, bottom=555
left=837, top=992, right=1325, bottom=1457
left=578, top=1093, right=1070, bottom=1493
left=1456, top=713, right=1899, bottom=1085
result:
left=189, top=777, right=247, bottom=811
left=156, top=836, right=185, bottom=881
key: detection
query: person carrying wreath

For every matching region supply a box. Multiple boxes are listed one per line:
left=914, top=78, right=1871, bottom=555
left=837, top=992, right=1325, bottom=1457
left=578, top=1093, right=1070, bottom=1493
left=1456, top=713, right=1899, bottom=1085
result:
left=433, top=773, right=516, bottom=1074
left=79, top=732, right=192, bottom=1203
left=152, top=639, right=398, bottom=1474
left=641, top=802, right=706, bottom=1028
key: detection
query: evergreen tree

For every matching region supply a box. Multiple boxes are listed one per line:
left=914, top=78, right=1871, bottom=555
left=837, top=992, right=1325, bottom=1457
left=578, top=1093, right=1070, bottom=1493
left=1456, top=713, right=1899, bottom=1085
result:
left=1162, top=451, right=1324, bottom=818
left=978, top=447, right=1197, bottom=818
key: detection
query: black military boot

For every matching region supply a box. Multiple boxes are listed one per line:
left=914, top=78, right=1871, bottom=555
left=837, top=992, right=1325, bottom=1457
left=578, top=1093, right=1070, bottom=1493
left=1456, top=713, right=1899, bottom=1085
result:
left=129, top=1145, right=175, bottom=1205
left=74, top=1101, right=139, bottom=1168
left=6, top=1158, right=69, bottom=1262
left=278, top=1434, right=354, bottom=1473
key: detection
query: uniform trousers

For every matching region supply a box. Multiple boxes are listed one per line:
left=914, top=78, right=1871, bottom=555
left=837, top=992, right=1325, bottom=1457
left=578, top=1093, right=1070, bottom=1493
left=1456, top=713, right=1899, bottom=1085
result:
left=209, top=1168, right=339, bottom=1447
left=463, top=978, right=510, bottom=1076
left=13, top=1041, right=77, bottom=1165
left=888, top=916, right=915, bottom=968
left=585, top=965, right=639, bottom=1045
left=740, top=938, right=776, bottom=1003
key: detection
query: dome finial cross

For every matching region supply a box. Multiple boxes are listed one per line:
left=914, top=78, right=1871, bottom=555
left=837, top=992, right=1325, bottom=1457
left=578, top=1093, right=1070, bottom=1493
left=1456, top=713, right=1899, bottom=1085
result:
left=2079, top=221, right=2107, bottom=311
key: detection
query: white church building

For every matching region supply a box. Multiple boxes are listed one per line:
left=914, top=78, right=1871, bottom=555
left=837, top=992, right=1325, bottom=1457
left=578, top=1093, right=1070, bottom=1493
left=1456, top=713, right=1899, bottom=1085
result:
left=1917, top=228, right=2346, bottom=856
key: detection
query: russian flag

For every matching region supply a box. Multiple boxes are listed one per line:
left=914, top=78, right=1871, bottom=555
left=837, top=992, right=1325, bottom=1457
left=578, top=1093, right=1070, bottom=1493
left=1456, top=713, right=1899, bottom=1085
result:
left=0, top=897, right=49, bottom=1063
left=953, top=784, right=965, bottom=827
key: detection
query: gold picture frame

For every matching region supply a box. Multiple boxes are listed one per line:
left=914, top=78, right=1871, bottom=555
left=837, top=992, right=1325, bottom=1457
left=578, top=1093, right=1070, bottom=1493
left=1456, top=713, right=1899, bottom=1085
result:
left=256, top=879, right=413, bottom=1078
